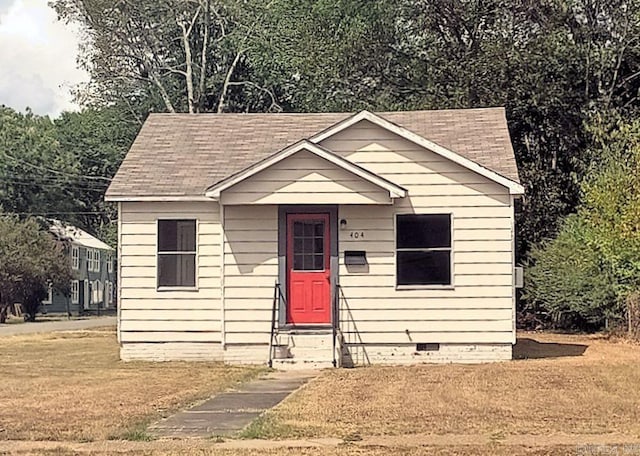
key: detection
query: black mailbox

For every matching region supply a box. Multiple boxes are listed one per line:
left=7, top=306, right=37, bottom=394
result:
left=344, top=250, right=367, bottom=266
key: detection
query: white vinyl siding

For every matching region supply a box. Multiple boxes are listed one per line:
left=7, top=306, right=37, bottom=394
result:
left=321, top=120, right=515, bottom=346
left=222, top=205, right=278, bottom=345
left=220, top=150, right=390, bottom=205
left=119, top=202, right=223, bottom=352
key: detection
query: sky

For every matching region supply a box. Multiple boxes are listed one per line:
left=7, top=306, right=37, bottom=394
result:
left=0, top=0, right=88, bottom=117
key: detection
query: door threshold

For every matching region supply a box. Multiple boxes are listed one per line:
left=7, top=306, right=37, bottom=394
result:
left=280, top=324, right=333, bottom=334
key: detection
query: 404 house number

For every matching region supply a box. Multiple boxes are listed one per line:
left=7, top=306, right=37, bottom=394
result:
left=349, top=231, right=365, bottom=239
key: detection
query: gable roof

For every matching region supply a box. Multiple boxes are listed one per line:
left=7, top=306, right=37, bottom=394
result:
left=105, top=108, right=521, bottom=200
left=49, top=220, right=114, bottom=251
left=206, top=139, right=407, bottom=199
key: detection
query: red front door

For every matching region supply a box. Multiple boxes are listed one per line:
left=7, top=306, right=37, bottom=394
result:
left=286, top=213, right=331, bottom=325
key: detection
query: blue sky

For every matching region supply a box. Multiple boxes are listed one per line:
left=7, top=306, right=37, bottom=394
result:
left=0, top=0, right=88, bottom=117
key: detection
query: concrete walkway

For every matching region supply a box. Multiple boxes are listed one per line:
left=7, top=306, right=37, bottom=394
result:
left=149, top=369, right=317, bottom=438
left=0, top=316, right=116, bottom=336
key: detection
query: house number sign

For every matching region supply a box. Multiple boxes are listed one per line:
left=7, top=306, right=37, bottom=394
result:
left=349, top=231, right=365, bottom=239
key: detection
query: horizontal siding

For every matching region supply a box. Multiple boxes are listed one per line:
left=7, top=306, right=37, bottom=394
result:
left=220, top=150, right=390, bottom=205
left=119, top=201, right=222, bottom=345
left=323, top=120, right=515, bottom=345
left=223, top=205, right=279, bottom=341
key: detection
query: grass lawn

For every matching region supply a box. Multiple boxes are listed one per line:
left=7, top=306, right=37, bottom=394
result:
left=0, top=327, right=262, bottom=442
left=246, top=332, right=640, bottom=440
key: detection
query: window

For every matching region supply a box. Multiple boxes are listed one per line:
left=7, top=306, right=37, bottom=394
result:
left=87, top=249, right=94, bottom=272
left=396, top=214, right=452, bottom=286
left=71, top=280, right=79, bottom=304
left=107, top=281, right=114, bottom=305
left=292, top=219, right=326, bottom=271
left=71, top=246, right=79, bottom=270
left=95, top=280, right=102, bottom=303
left=94, top=251, right=101, bottom=272
left=107, top=255, right=113, bottom=273
left=43, top=283, right=53, bottom=305
left=157, top=220, right=196, bottom=288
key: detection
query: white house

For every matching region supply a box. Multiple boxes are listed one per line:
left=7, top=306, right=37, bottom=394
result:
left=105, top=108, right=524, bottom=367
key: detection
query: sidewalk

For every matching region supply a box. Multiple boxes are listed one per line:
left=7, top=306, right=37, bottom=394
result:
left=148, top=369, right=318, bottom=438
left=0, top=316, right=116, bottom=336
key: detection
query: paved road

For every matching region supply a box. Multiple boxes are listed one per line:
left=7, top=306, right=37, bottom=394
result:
left=0, top=316, right=116, bottom=336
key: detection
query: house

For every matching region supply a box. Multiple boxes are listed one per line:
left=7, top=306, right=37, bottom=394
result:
left=45, top=221, right=116, bottom=315
left=105, top=109, right=524, bottom=367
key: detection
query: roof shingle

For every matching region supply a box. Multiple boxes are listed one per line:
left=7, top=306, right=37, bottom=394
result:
left=106, top=108, right=519, bottom=198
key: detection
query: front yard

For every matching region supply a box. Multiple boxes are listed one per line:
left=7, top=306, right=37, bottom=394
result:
left=0, top=327, right=261, bottom=442
left=1, top=329, right=639, bottom=455
left=249, top=332, right=640, bottom=441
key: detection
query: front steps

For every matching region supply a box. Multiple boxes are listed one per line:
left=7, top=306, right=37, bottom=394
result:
left=271, top=331, right=337, bottom=370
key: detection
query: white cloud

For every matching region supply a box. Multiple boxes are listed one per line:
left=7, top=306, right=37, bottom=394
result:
left=0, top=0, right=88, bottom=117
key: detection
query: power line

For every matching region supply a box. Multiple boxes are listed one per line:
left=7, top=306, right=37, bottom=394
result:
left=0, top=151, right=113, bottom=182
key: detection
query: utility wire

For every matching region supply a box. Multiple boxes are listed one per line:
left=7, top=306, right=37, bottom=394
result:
left=0, top=151, right=113, bottom=182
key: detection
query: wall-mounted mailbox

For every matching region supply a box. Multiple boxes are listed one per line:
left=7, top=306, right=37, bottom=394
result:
left=344, top=250, right=367, bottom=266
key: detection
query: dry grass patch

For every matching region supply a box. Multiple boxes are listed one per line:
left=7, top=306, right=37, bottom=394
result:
left=258, top=332, right=640, bottom=439
left=1, top=444, right=579, bottom=456
left=0, top=328, right=262, bottom=442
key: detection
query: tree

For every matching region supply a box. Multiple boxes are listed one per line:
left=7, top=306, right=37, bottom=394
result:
left=53, top=107, right=138, bottom=242
left=0, top=215, right=72, bottom=322
left=524, top=115, right=640, bottom=328
left=51, top=0, right=284, bottom=115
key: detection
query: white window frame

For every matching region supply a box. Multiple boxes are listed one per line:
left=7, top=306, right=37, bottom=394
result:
left=87, top=249, right=93, bottom=272
left=107, top=254, right=113, bottom=273
left=156, top=218, right=198, bottom=290
left=71, top=246, right=79, bottom=270
left=95, top=250, right=101, bottom=272
left=395, top=213, right=454, bottom=289
left=43, top=283, right=53, bottom=305
left=71, top=280, right=79, bottom=304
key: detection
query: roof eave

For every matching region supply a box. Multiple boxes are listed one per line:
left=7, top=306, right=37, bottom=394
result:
left=310, top=110, right=523, bottom=195
left=205, top=140, right=407, bottom=200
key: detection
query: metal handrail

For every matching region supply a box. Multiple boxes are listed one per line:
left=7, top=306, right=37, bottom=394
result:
left=268, top=281, right=279, bottom=368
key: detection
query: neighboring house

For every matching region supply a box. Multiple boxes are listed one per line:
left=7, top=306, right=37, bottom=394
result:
left=45, top=221, right=116, bottom=315
left=105, top=109, right=524, bottom=367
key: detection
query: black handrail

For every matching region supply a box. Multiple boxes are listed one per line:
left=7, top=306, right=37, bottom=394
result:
left=332, top=283, right=339, bottom=367
left=268, top=281, right=279, bottom=368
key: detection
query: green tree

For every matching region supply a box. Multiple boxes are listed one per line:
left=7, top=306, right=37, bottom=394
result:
left=0, top=215, right=72, bottom=322
left=524, top=116, right=640, bottom=327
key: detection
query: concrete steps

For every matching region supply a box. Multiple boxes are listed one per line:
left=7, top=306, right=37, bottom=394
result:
left=271, top=331, right=337, bottom=370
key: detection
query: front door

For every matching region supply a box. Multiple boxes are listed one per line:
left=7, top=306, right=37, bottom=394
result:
left=286, top=213, right=331, bottom=324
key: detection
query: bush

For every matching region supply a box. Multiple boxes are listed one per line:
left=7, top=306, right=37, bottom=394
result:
left=524, top=215, right=619, bottom=326
left=524, top=116, right=640, bottom=329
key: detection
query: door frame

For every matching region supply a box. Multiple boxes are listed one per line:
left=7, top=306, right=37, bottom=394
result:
left=278, top=205, right=338, bottom=328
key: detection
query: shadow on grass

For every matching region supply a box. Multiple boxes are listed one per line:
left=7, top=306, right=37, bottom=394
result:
left=514, top=337, right=588, bottom=360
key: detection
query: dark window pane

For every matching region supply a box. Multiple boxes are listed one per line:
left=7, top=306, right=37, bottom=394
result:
left=158, top=220, right=196, bottom=252
left=294, top=254, right=304, bottom=270
left=158, top=254, right=196, bottom=287
left=294, top=222, right=303, bottom=236
left=314, top=237, right=324, bottom=254
left=397, top=251, right=450, bottom=285
left=303, top=238, right=314, bottom=254
left=314, top=222, right=324, bottom=236
left=303, top=222, right=314, bottom=236
left=294, top=238, right=303, bottom=254
left=313, top=254, right=324, bottom=270
left=397, top=214, right=450, bottom=249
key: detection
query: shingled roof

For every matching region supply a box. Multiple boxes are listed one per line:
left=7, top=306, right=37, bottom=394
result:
left=105, top=108, right=520, bottom=199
